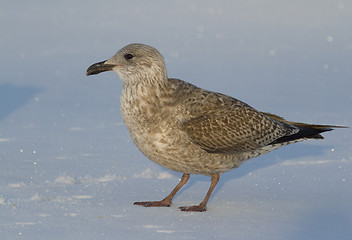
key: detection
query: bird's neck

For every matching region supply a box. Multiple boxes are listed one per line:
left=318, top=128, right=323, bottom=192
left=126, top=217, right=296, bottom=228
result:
left=120, top=73, right=171, bottom=134
left=122, top=69, right=168, bottom=93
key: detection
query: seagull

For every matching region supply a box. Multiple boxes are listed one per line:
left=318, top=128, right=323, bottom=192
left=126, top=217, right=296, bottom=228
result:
left=86, top=43, right=345, bottom=212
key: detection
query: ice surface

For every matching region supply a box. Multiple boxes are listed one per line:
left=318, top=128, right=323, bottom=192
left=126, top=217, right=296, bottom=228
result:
left=1, top=1, right=351, bottom=239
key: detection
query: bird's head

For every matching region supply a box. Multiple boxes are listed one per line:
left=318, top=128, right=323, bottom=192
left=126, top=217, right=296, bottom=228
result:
left=86, top=43, right=167, bottom=85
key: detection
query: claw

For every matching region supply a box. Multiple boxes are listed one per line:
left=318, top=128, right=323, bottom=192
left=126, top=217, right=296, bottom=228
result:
left=134, top=201, right=171, bottom=207
left=179, top=205, right=207, bottom=212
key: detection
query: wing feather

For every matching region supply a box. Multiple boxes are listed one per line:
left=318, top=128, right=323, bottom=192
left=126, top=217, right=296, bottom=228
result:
left=180, top=91, right=296, bottom=154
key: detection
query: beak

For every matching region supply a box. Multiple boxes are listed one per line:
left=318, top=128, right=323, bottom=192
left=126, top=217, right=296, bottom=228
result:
left=86, top=60, right=116, bottom=76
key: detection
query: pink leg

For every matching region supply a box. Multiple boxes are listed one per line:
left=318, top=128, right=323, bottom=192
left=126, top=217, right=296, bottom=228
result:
left=179, top=173, right=220, bottom=212
left=134, top=173, right=190, bottom=207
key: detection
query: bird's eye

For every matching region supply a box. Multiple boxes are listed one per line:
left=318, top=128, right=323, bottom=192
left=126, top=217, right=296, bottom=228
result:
left=124, top=53, right=134, bottom=60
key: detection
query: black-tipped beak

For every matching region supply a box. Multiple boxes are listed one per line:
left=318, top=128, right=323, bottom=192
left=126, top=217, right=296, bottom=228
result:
left=86, top=60, right=116, bottom=76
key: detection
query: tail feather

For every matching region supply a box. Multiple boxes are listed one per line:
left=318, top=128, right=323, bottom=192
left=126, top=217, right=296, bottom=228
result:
left=262, top=112, right=348, bottom=145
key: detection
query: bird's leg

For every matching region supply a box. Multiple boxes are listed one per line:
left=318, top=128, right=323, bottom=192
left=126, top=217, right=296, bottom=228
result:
left=134, top=173, right=190, bottom=207
left=179, top=173, right=220, bottom=212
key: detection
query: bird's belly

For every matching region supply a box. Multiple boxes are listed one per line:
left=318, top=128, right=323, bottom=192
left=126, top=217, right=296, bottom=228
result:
left=124, top=121, right=249, bottom=175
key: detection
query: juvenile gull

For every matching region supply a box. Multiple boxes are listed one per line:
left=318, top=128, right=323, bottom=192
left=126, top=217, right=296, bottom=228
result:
left=86, top=43, right=345, bottom=212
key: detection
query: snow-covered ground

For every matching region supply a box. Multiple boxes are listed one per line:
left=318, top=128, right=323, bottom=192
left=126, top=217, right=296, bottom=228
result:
left=1, top=1, right=351, bottom=239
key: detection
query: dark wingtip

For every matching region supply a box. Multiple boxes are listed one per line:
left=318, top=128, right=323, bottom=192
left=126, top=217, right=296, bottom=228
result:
left=270, top=123, right=347, bottom=145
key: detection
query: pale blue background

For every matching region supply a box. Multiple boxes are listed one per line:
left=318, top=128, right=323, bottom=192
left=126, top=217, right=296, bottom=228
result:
left=1, top=1, right=351, bottom=239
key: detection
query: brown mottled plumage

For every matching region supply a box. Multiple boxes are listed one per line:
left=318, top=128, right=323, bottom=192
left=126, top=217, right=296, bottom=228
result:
left=86, top=43, right=345, bottom=212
